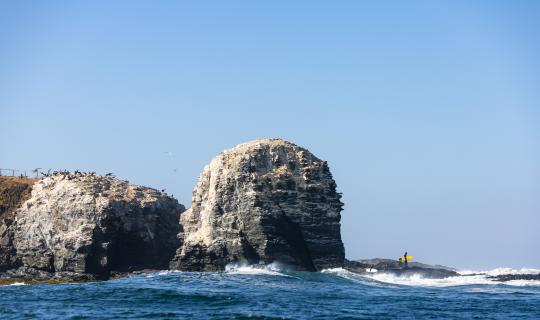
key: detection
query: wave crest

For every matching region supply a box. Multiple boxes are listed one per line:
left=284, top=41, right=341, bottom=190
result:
left=322, top=267, right=540, bottom=288
left=458, top=267, right=540, bottom=276
left=364, top=272, right=540, bottom=288
left=224, top=262, right=289, bottom=277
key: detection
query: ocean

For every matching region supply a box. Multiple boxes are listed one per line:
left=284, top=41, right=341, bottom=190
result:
left=1, top=265, right=539, bottom=319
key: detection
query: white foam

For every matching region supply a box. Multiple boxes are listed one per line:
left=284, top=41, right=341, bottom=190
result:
left=320, top=266, right=540, bottom=288
left=366, top=273, right=493, bottom=287
left=505, top=280, right=540, bottom=287
left=5, top=282, right=26, bottom=286
left=321, top=268, right=384, bottom=286
left=321, top=267, right=354, bottom=277
left=224, top=262, right=290, bottom=277
left=459, top=267, right=540, bottom=276
left=364, top=269, right=540, bottom=288
left=321, top=267, right=348, bottom=274
left=157, top=270, right=184, bottom=276
left=144, top=270, right=176, bottom=278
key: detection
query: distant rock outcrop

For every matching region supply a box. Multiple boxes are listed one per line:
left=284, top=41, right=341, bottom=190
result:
left=345, top=259, right=459, bottom=278
left=488, top=273, right=540, bottom=282
left=2, top=172, right=184, bottom=279
left=170, top=138, right=344, bottom=271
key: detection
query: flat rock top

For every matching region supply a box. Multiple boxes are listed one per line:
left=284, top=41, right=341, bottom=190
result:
left=229, top=138, right=300, bottom=150
left=220, top=138, right=319, bottom=159
left=28, top=172, right=168, bottom=205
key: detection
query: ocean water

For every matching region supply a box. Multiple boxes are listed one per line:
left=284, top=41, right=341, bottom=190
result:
left=1, top=265, right=539, bottom=319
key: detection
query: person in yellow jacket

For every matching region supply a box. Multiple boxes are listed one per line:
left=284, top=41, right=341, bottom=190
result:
left=398, top=252, right=409, bottom=268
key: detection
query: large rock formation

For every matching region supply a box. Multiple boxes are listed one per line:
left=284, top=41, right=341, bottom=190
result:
left=2, top=172, right=184, bottom=279
left=170, top=138, right=344, bottom=271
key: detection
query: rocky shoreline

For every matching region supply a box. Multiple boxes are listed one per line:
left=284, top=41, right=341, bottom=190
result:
left=1, top=139, right=537, bottom=284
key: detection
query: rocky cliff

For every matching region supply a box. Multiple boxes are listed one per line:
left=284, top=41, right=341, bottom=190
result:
left=170, top=138, right=344, bottom=271
left=1, top=172, right=184, bottom=279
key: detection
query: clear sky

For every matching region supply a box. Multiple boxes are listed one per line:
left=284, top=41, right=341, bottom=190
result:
left=1, top=1, right=538, bottom=269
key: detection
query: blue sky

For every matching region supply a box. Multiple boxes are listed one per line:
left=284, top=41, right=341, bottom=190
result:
left=1, top=1, right=538, bottom=269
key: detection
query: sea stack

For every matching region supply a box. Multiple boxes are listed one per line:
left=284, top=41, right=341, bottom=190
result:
left=3, top=172, right=184, bottom=279
left=170, top=138, right=345, bottom=271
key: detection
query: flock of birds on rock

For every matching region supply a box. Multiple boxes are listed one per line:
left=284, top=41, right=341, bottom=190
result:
left=38, top=170, right=116, bottom=179
left=10, top=169, right=175, bottom=199
left=39, top=170, right=117, bottom=182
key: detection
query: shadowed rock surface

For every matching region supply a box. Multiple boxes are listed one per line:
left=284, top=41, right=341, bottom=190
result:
left=170, top=138, right=344, bottom=271
left=1, top=172, right=184, bottom=279
left=0, top=177, right=37, bottom=271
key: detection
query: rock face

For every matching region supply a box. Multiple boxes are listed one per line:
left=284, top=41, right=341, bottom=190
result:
left=0, top=176, right=36, bottom=219
left=170, top=138, right=344, bottom=271
left=0, top=218, right=18, bottom=272
left=3, top=172, right=184, bottom=279
left=0, top=177, right=36, bottom=271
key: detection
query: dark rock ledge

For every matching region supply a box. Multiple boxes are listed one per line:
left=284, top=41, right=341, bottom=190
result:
left=345, top=259, right=540, bottom=282
left=345, top=259, right=460, bottom=279
left=488, top=273, right=540, bottom=282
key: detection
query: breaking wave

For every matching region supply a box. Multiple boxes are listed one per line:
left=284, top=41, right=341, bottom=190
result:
left=322, top=267, right=540, bottom=288
left=363, top=268, right=540, bottom=287
left=224, top=262, right=292, bottom=277
left=367, top=273, right=509, bottom=287
left=2, top=282, right=26, bottom=287
left=129, top=265, right=540, bottom=288
left=321, top=268, right=384, bottom=286
left=458, top=267, right=540, bottom=276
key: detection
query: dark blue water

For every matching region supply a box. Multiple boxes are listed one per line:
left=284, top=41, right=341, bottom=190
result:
left=1, top=267, right=539, bottom=319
